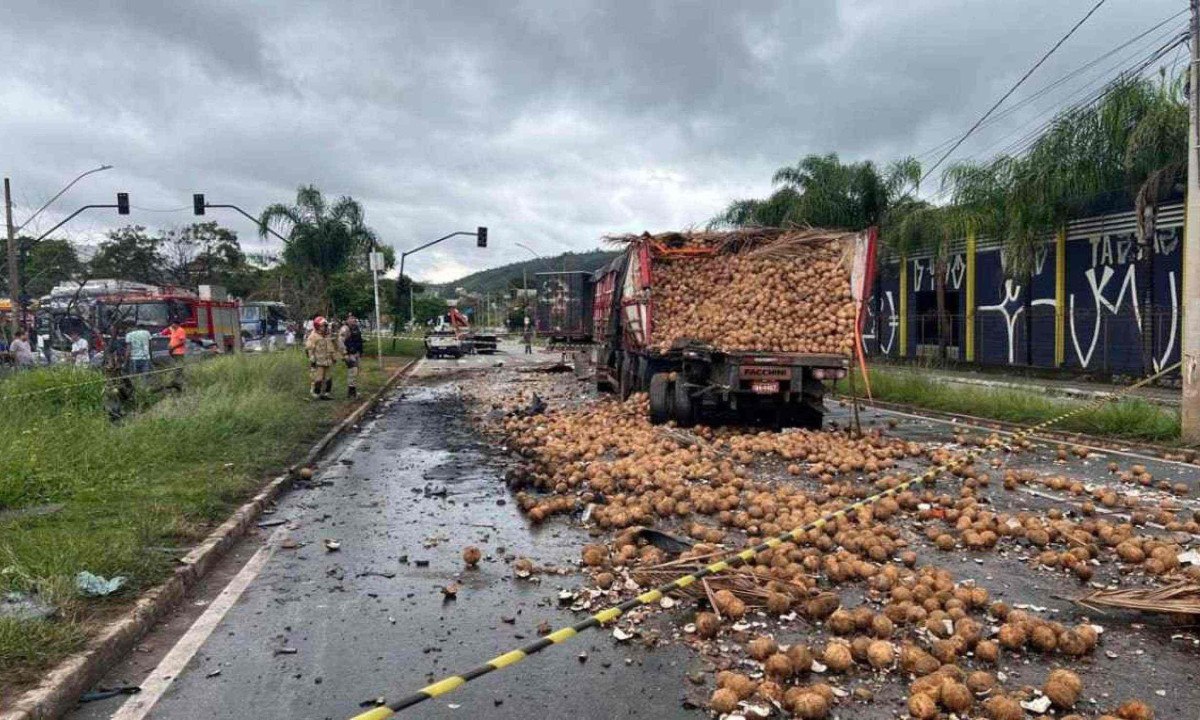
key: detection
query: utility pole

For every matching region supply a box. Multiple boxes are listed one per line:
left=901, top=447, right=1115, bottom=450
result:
left=1184, top=0, right=1200, bottom=441
left=4, top=178, right=17, bottom=335
left=370, top=249, right=384, bottom=370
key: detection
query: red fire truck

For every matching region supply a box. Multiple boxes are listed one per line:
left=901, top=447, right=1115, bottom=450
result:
left=40, top=281, right=241, bottom=354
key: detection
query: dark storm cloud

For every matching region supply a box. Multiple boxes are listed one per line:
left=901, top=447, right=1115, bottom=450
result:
left=0, top=0, right=1183, bottom=281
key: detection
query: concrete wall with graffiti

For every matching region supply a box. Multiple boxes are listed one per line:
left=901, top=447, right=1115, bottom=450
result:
left=862, top=201, right=1183, bottom=377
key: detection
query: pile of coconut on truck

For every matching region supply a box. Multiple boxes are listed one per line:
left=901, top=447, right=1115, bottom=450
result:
left=589, top=227, right=876, bottom=428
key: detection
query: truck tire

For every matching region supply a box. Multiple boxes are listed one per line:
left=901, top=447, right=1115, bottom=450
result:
left=673, top=380, right=697, bottom=428
left=648, top=373, right=671, bottom=424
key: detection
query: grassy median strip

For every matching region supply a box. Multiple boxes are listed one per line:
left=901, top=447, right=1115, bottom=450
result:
left=849, top=366, right=1181, bottom=442
left=0, top=349, right=411, bottom=687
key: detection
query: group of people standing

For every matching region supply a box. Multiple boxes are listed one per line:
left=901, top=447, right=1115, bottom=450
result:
left=304, top=314, right=363, bottom=400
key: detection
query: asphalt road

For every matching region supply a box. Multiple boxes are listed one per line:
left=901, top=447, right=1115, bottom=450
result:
left=67, top=343, right=1200, bottom=720
left=69, top=344, right=697, bottom=720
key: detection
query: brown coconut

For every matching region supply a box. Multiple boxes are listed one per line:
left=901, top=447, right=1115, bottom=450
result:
left=984, top=695, right=1025, bottom=720
left=907, top=693, right=939, bottom=720
left=941, top=680, right=974, bottom=714
left=822, top=641, right=853, bottom=672
left=866, top=640, right=895, bottom=669
left=1045, top=669, right=1082, bottom=709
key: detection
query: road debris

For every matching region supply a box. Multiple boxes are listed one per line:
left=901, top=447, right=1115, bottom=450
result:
left=75, top=571, right=126, bottom=597
left=462, top=545, right=482, bottom=567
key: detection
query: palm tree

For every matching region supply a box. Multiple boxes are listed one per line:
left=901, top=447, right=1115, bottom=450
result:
left=939, top=72, right=1185, bottom=368
left=710, top=153, right=922, bottom=231
left=259, top=185, right=380, bottom=315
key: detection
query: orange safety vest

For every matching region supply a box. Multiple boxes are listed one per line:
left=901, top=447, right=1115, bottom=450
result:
left=168, top=326, right=188, bottom=356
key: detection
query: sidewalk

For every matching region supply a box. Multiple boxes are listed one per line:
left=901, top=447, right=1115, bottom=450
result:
left=877, top=365, right=1181, bottom=407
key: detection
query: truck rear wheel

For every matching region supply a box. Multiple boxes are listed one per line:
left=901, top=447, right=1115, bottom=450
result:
left=648, top=373, right=672, bottom=424
left=672, top=380, right=697, bottom=428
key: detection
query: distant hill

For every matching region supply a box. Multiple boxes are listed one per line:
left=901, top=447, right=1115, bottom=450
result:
left=429, top=249, right=619, bottom=296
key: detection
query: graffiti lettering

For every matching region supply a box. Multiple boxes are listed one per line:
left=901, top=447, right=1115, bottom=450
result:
left=977, top=280, right=1025, bottom=364
left=1069, top=264, right=1179, bottom=371
left=862, top=291, right=898, bottom=355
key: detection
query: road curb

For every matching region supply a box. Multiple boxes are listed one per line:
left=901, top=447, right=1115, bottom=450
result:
left=0, top=358, right=419, bottom=720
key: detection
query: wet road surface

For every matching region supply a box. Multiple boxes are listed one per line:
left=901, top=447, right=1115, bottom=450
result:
left=69, top=347, right=698, bottom=720
left=68, top=346, right=1200, bottom=719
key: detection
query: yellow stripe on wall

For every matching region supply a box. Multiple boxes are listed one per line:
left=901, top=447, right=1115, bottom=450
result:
left=899, top=256, right=908, bottom=357
left=1055, top=227, right=1066, bottom=366
left=966, top=230, right=976, bottom=362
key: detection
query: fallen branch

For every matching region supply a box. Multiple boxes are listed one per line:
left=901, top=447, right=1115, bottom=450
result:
left=1075, top=582, right=1200, bottom=616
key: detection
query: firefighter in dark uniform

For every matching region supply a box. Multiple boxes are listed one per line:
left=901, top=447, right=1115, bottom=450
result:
left=339, top=315, right=364, bottom=398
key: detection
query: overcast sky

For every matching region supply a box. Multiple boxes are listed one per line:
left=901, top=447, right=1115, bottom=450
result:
left=1, top=0, right=1187, bottom=282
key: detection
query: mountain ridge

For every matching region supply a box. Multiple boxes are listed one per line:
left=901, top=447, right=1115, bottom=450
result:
left=428, top=248, right=619, bottom=296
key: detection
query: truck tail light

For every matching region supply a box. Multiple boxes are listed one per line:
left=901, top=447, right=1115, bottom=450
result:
left=812, top=368, right=848, bottom=380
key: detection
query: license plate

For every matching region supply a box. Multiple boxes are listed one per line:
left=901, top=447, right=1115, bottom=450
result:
left=751, top=381, right=778, bottom=395
left=740, top=365, right=791, bottom=380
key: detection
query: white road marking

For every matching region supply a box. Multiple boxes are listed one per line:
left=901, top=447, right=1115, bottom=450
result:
left=108, top=528, right=286, bottom=720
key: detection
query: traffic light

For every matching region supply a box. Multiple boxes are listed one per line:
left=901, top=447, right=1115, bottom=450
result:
left=477, top=226, right=488, bottom=247
left=193, top=193, right=206, bottom=216
left=116, top=192, right=130, bottom=215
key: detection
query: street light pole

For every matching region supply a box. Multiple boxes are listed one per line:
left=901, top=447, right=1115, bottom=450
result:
left=1183, top=0, right=1200, bottom=441
left=15, top=165, right=113, bottom=233
left=3, top=166, right=114, bottom=335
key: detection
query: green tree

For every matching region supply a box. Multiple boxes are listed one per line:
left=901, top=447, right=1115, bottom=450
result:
left=942, top=73, right=1185, bottom=274
left=711, top=153, right=920, bottom=231
left=411, top=295, right=448, bottom=326
left=390, top=274, right=426, bottom=330
left=88, top=225, right=166, bottom=284
left=326, top=270, right=376, bottom=319
left=259, top=186, right=382, bottom=315
left=0, top=236, right=83, bottom=299
left=163, top=222, right=257, bottom=293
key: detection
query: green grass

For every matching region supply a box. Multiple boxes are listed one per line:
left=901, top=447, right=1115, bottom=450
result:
left=0, top=347, right=417, bottom=687
left=367, top=336, right=426, bottom=357
left=848, top=366, right=1181, bottom=442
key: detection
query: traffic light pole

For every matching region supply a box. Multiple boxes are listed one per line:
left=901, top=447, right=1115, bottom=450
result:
left=201, top=202, right=289, bottom=243
left=32, top=204, right=121, bottom=243
left=398, top=228, right=486, bottom=328
left=4, top=179, right=17, bottom=335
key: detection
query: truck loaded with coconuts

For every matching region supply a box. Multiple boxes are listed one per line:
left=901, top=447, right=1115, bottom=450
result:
left=591, top=227, right=876, bottom=428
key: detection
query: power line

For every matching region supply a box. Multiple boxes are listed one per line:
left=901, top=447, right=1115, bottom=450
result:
left=131, top=205, right=191, bottom=213
left=919, top=0, right=1109, bottom=184
left=927, top=28, right=1188, bottom=204
left=999, top=31, right=1188, bottom=159
left=913, top=8, right=1187, bottom=163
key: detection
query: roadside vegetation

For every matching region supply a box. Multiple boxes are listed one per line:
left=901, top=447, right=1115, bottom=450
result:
left=368, top=336, right=426, bottom=358
left=0, top=349, right=413, bottom=686
left=849, top=365, right=1180, bottom=442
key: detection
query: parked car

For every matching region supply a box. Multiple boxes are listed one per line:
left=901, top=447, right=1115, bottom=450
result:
left=424, top=330, right=463, bottom=359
